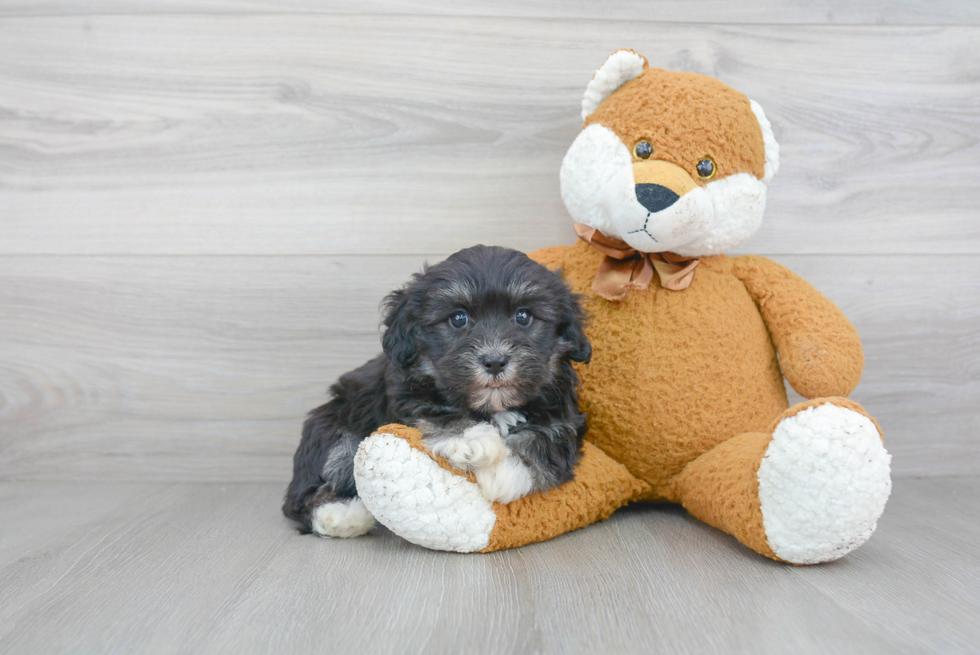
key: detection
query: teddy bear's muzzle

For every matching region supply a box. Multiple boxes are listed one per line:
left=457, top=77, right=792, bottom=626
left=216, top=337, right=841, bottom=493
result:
left=632, top=159, right=697, bottom=214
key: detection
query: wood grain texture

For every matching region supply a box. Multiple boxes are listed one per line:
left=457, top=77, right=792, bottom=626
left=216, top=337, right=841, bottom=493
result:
left=0, top=477, right=976, bottom=653
left=1, top=17, right=979, bottom=255
left=1, top=254, right=976, bottom=481
left=1, top=0, right=978, bottom=24
left=0, top=8, right=975, bottom=651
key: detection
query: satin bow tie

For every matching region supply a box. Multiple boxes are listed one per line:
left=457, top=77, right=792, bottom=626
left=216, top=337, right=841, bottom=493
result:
left=574, top=224, right=700, bottom=301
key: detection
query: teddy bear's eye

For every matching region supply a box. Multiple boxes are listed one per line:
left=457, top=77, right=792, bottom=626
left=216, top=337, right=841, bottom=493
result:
left=696, top=157, right=716, bottom=180
left=634, top=141, right=653, bottom=160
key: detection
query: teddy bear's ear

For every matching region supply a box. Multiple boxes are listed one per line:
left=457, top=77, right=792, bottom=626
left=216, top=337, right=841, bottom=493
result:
left=749, top=99, right=780, bottom=184
left=581, top=49, right=649, bottom=120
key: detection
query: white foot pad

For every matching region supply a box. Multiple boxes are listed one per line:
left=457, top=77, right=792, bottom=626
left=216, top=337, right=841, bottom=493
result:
left=353, top=433, right=497, bottom=552
left=758, top=404, right=892, bottom=564
left=311, top=497, right=376, bottom=538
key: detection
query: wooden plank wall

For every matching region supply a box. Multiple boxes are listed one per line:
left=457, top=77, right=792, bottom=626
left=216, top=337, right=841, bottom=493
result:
left=1, top=2, right=977, bottom=481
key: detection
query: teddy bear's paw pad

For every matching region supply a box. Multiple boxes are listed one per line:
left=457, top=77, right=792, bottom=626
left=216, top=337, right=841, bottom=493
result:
left=353, top=432, right=497, bottom=552
left=758, top=404, right=892, bottom=564
left=311, top=497, right=375, bottom=539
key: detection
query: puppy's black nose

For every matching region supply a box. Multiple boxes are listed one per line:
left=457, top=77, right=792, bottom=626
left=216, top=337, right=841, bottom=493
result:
left=481, top=354, right=509, bottom=376
left=635, top=183, right=680, bottom=213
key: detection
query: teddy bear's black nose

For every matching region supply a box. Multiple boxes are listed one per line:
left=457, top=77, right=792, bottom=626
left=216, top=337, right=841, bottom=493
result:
left=635, top=184, right=680, bottom=213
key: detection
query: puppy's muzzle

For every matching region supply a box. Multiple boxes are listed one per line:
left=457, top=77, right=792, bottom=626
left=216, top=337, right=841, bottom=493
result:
left=634, top=160, right=697, bottom=213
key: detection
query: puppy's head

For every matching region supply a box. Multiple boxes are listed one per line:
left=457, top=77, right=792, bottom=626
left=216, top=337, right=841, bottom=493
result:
left=382, top=245, right=590, bottom=414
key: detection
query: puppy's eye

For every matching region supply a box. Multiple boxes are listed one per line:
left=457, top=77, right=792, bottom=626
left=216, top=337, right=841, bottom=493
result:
left=634, top=140, right=653, bottom=160
left=696, top=157, right=716, bottom=180
left=449, top=311, right=468, bottom=328
left=515, top=309, right=532, bottom=326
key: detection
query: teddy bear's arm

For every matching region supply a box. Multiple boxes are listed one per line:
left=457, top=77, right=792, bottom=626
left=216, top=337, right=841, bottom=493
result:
left=732, top=255, right=864, bottom=398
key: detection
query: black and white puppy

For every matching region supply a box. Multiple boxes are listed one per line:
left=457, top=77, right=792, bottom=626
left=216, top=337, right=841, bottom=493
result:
left=283, top=245, right=591, bottom=538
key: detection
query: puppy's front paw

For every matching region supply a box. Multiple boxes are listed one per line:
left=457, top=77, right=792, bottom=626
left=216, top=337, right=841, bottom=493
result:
left=429, top=423, right=506, bottom=471
left=475, top=455, right=535, bottom=504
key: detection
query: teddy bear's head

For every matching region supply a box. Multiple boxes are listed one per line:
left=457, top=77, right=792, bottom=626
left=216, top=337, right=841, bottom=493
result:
left=560, top=50, right=780, bottom=258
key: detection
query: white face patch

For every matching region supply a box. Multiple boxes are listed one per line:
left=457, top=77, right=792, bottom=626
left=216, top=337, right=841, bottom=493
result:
left=560, top=124, right=634, bottom=238
left=560, top=125, right=769, bottom=257
left=672, top=173, right=767, bottom=257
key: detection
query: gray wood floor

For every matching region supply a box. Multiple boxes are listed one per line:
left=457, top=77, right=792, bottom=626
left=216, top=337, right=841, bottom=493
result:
left=2, top=4, right=979, bottom=481
left=2, top=1, right=979, bottom=653
left=0, top=477, right=977, bottom=654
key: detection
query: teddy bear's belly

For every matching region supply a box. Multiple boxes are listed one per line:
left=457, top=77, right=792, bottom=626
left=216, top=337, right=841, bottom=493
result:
left=571, top=267, right=789, bottom=497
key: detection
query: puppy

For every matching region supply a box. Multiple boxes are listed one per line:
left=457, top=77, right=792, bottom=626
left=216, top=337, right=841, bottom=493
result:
left=283, top=245, right=592, bottom=538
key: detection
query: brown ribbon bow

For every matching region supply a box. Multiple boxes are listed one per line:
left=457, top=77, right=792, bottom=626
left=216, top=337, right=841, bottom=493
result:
left=574, top=223, right=700, bottom=301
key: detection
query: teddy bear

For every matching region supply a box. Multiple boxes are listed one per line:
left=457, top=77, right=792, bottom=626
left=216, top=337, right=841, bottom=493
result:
left=352, top=50, right=892, bottom=564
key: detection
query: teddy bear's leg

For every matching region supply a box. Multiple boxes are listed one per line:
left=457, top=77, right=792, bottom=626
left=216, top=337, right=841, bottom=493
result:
left=665, top=398, right=891, bottom=564
left=354, top=424, right=649, bottom=553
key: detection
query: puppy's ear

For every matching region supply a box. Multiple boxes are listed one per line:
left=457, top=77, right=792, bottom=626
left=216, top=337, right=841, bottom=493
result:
left=560, top=281, right=592, bottom=364
left=381, top=284, right=422, bottom=369
left=562, top=317, right=592, bottom=364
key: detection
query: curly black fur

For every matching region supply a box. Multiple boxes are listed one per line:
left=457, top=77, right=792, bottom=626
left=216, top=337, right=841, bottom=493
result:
left=283, top=245, right=591, bottom=533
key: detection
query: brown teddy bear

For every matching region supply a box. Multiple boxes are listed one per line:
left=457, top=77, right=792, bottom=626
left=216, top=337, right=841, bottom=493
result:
left=352, top=50, right=892, bottom=564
